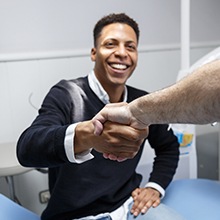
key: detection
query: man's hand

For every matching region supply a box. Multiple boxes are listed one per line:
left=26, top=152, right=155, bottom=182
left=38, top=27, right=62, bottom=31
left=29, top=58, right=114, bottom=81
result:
left=75, top=120, right=148, bottom=160
left=92, top=102, right=148, bottom=136
left=131, top=187, right=161, bottom=217
left=131, top=188, right=160, bottom=216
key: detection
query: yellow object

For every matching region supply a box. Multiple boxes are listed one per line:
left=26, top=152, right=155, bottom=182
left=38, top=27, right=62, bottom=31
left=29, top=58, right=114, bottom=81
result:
left=180, top=133, right=193, bottom=147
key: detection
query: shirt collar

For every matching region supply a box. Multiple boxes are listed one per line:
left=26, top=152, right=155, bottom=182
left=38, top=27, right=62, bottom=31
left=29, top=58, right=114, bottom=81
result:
left=88, top=70, right=127, bottom=104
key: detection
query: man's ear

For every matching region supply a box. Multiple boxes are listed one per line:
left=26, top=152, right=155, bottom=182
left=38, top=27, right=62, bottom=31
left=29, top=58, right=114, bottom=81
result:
left=91, top=48, right=96, bottom=61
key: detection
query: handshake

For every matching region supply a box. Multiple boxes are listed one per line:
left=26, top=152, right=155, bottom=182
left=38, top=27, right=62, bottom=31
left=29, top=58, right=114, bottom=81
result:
left=92, top=102, right=149, bottom=162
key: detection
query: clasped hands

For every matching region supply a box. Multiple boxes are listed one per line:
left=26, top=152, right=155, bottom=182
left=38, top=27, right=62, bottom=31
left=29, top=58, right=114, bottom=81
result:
left=92, top=102, right=148, bottom=162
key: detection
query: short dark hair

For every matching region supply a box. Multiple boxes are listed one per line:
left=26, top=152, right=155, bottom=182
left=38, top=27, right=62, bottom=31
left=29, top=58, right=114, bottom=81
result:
left=93, top=13, right=140, bottom=47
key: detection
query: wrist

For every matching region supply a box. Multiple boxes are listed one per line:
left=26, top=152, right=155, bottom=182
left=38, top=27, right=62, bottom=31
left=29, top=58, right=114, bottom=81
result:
left=129, top=100, right=150, bottom=128
left=74, top=121, right=94, bottom=154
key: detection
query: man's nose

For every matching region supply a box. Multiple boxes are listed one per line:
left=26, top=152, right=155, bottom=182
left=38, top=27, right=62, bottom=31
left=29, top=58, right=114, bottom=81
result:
left=115, top=45, right=127, bottom=57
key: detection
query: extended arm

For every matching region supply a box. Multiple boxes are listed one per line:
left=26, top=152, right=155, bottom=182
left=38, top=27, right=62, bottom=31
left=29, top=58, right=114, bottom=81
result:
left=93, top=59, right=220, bottom=134
left=130, top=59, right=220, bottom=125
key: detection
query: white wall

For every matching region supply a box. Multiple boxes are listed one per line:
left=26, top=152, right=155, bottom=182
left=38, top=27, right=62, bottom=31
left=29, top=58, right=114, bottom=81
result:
left=1, top=0, right=220, bottom=54
left=0, top=0, right=220, bottom=215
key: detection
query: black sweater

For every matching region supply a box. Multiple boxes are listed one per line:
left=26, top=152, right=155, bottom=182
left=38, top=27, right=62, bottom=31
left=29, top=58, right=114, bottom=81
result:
left=17, top=76, right=179, bottom=220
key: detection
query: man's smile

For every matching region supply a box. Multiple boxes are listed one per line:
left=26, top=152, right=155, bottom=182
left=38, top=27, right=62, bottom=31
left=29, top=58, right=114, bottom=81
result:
left=108, top=63, right=129, bottom=70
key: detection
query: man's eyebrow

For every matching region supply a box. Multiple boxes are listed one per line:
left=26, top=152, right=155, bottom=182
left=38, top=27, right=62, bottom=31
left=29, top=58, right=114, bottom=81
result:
left=126, top=40, right=136, bottom=44
left=104, top=38, right=136, bottom=43
left=103, top=38, right=117, bottom=41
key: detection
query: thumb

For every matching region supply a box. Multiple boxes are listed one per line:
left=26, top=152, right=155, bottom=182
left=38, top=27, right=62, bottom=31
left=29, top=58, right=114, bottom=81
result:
left=92, top=119, right=104, bottom=136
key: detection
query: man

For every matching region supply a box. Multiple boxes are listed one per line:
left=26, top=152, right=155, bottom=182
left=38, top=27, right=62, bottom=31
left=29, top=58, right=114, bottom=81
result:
left=17, top=13, right=183, bottom=220
left=93, top=59, right=220, bottom=136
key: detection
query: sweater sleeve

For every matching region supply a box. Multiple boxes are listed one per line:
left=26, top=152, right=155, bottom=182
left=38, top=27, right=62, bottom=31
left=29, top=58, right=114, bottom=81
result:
left=147, top=124, right=180, bottom=190
left=17, top=81, right=73, bottom=168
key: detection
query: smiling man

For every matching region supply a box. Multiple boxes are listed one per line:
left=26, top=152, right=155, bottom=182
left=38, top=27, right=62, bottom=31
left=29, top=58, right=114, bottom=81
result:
left=17, top=13, right=184, bottom=220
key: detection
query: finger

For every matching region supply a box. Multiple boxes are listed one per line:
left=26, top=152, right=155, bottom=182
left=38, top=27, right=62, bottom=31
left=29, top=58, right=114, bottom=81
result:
left=92, top=119, right=104, bottom=136
left=133, top=199, right=153, bottom=216
left=139, top=196, right=160, bottom=214
left=110, top=151, right=138, bottom=160
left=103, top=153, right=109, bottom=159
left=152, top=198, right=160, bottom=208
left=131, top=188, right=140, bottom=199
left=103, top=150, right=138, bottom=161
left=103, top=153, right=128, bottom=162
left=110, top=125, right=148, bottom=142
left=141, top=206, right=148, bottom=214
left=116, top=157, right=127, bottom=162
left=108, top=154, right=118, bottom=160
left=141, top=198, right=160, bottom=214
left=103, top=153, right=117, bottom=160
left=92, top=102, right=127, bottom=133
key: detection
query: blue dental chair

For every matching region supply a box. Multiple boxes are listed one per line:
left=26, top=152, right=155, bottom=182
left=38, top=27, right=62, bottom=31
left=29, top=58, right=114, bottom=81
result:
left=162, top=178, right=220, bottom=220
left=1, top=178, right=220, bottom=220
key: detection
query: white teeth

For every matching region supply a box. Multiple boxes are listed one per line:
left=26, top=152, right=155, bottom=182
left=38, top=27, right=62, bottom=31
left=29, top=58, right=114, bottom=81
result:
left=111, top=63, right=127, bottom=70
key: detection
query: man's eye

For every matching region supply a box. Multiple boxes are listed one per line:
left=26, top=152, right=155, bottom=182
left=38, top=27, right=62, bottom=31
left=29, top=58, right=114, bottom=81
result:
left=106, top=42, right=114, bottom=47
left=127, top=45, right=136, bottom=51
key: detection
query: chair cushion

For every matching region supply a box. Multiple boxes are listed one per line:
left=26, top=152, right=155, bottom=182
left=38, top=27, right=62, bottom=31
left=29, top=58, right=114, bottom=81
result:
left=162, top=179, right=220, bottom=220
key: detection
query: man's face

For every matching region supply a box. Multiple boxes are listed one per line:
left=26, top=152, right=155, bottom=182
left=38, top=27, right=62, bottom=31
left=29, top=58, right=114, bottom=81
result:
left=91, top=23, right=138, bottom=90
